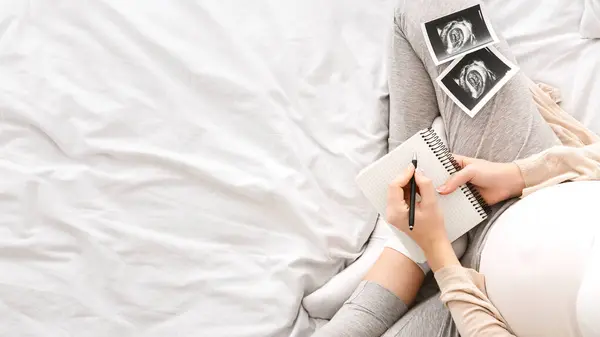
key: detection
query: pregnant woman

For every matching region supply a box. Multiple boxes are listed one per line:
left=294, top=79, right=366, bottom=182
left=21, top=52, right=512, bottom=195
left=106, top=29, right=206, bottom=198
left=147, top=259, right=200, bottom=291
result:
left=312, top=0, right=600, bottom=336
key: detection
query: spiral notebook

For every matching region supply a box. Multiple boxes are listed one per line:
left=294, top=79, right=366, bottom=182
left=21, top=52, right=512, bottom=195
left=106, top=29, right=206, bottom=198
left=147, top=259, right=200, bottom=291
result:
left=356, top=128, right=488, bottom=263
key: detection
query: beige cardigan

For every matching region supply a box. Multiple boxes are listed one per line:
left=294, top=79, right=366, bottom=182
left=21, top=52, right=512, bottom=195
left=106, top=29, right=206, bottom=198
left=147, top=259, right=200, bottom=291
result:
left=515, top=79, right=600, bottom=196
left=436, top=78, right=600, bottom=337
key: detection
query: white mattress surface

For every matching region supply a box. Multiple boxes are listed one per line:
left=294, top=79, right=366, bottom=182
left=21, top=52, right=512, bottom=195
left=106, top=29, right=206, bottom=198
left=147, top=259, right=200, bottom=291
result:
left=0, top=1, right=598, bottom=337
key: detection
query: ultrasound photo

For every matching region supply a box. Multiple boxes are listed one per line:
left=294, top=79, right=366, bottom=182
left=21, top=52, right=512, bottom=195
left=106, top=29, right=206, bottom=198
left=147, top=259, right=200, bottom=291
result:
left=436, top=47, right=518, bottom=118
left=422, top=4, right=499, bottom=65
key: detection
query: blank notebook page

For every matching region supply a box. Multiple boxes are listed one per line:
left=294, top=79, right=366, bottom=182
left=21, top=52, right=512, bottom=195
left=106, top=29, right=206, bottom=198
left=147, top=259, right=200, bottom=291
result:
left=356, top=129, right=487, bottom=263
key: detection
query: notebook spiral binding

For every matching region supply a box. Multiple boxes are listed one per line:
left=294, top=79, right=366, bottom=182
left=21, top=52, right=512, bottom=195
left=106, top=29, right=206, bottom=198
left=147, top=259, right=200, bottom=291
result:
left=420, top=128, right=489, bottom=219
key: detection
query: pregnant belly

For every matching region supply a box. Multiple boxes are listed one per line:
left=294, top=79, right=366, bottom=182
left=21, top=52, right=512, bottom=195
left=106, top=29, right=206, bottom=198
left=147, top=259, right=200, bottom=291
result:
left=480, top=181, right=600, bottom=337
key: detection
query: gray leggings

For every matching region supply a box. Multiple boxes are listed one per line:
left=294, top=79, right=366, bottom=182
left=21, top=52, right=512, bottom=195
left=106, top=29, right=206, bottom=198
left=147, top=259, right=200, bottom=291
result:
left=313, top=0, right=560, bottom=336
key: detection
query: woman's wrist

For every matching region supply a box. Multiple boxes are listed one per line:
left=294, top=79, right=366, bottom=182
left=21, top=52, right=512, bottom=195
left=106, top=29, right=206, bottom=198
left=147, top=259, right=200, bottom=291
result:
left=423, top=238, right=460, bottom=272
left=505, top=162, right=526, bottom=198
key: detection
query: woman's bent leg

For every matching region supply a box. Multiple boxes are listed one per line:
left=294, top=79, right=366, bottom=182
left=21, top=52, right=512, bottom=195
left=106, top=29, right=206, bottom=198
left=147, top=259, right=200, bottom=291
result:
left=393, top=0, right=561, bottom=271
left=312, top=248, right=424, bottom=337
left=382, top=295, right=456, bottom=337
left=387, top=12, right=440, bottom=149
left=393, top=0, right=560, bottom=161
left=383, top=2, right=562, bottom=336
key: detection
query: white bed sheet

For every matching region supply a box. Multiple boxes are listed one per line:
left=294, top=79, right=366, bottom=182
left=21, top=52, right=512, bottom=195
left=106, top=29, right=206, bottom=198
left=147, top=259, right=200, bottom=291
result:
left=486, top=0, right=600, bottom=134
left=0, top=1, right=393, bottom=336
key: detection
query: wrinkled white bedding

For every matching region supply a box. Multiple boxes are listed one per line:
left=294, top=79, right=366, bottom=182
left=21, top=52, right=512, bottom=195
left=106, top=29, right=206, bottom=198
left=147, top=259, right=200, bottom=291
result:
left=581, top=0, right=600, bottom=39
left=0, top=1, right=598, bottom=337
left=0, top=1, right=392, bottom=336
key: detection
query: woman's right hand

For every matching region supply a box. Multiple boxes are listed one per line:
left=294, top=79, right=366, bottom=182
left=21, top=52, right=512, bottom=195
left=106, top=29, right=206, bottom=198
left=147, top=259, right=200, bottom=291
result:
left=386, top=165, right=460, bottom=271
left=436, top=155, right=526, bottom=205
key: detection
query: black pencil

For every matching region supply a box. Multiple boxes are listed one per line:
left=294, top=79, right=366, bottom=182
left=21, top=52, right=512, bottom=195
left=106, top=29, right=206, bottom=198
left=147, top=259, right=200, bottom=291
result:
left=409, top=152, right=418, bottom=231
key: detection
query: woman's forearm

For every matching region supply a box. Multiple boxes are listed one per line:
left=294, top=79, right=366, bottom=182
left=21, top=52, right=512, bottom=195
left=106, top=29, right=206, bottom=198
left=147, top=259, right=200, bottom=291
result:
left=515, top=142, right=600, bottom=196
left=423, top=239, right=460, bottom=273
left=434, top=266, right=517, bottom=337
left=426, top=241, right=516, bottom=337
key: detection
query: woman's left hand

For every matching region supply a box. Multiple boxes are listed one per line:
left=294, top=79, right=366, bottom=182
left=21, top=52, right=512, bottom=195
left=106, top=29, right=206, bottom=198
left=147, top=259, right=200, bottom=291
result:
left=437, top=155, right=525, bottom=205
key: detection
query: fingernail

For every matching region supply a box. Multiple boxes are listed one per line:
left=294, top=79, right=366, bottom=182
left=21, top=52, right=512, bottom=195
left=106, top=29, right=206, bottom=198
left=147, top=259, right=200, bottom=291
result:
left=436, top=185, right=447, bottom=193
left=408, top=163, right=415, bottom=170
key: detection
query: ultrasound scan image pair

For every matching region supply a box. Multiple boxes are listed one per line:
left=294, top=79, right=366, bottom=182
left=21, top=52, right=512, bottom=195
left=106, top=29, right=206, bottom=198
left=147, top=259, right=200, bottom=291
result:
left=422, top=4, right=518, bottom=118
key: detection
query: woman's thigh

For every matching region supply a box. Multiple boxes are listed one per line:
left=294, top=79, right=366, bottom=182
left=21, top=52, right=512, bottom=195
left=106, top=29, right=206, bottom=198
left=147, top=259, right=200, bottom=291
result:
left=393, top=0, right=560, bottom=162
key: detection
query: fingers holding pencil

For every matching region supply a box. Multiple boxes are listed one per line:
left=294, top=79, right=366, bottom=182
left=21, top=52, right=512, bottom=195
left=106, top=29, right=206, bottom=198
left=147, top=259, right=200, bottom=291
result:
left=386, top=166, right=448, bottom=253
left=386, top=164, right=415, bottom=226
